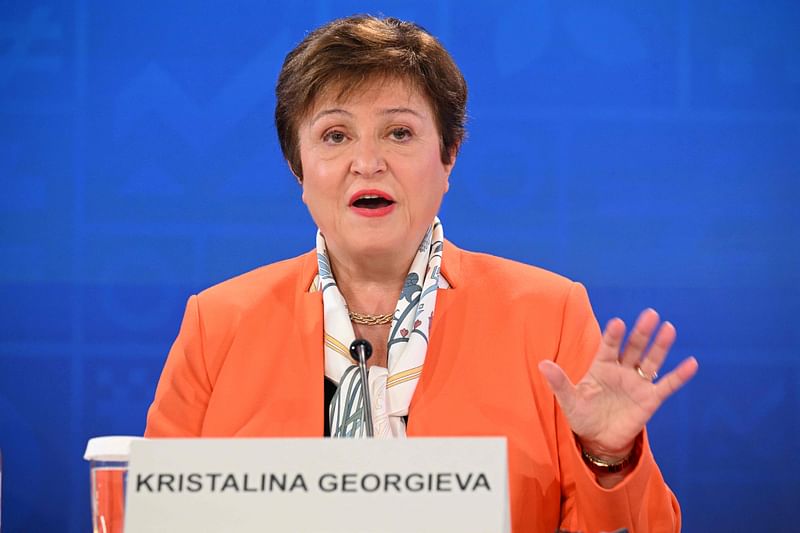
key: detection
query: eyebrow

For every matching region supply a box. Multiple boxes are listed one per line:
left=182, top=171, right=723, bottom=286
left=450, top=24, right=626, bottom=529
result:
left=310, top=108, right=352, bottom=125
left=310, top=107, right=424, bottom=125
left=380, top=107, right=424, bottom=119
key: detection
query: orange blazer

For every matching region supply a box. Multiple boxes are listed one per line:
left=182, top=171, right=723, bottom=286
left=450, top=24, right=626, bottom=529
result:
left=146, top=241, right=680, bottom=532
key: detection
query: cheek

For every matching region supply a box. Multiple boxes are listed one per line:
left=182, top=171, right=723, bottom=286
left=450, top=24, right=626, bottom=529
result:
left=300, top=173, right=340, bottom=224
left=422, top=160, right=451, bottom=198
left=302, top=153, right=343, bottom=190
left=301, top=182, right=326, bottom=211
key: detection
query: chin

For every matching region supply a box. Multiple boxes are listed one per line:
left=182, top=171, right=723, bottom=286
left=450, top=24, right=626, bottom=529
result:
left=351, top=237, right=403, bottom=257
left=324, top=218, right=431, bottom=261
left=343, top=230, right=414, bottom=259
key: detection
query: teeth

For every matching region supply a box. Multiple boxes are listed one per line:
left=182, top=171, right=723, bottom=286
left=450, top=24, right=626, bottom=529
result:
left=359, top=195, right=380, bottom=200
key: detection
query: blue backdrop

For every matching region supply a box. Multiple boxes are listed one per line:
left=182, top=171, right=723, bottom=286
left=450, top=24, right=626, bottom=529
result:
left=1, top=1, right=798, bottom=531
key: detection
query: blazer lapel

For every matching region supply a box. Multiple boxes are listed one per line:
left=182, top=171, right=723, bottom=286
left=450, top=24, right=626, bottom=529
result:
left=291, top=250, right=325, bottom=435
left=408, top=241, right=464, bottom=428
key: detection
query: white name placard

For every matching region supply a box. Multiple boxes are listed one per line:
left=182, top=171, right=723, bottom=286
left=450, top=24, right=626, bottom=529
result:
left=125, top=437, right=508, bottom=533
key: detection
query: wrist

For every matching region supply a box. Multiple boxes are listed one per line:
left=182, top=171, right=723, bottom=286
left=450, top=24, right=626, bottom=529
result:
left=577, top=435, right=640, bottom=475
left=580, top=446, right=633, bottom=474
left=579, top=440, right=635, bottom=464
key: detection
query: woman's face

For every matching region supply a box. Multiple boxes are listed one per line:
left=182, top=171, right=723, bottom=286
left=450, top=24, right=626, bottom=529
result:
left=297, top=78, right=454, bottom=266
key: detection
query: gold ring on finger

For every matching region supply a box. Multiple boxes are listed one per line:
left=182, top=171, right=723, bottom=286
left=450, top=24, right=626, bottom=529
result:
left=635, top=364, right=658, bottom=382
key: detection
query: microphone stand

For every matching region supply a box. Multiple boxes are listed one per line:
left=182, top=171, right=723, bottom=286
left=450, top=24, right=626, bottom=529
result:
left=349, top=339, right=374, bottom=437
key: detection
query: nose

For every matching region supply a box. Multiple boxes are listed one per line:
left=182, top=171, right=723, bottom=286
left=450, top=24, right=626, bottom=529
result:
left=349, top=137, right=387, bottom=178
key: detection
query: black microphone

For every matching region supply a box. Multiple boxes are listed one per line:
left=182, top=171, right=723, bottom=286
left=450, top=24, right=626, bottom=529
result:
left=349, top=339, right=374, bottom=437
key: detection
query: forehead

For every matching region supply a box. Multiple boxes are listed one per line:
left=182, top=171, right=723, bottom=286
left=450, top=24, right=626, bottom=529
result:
left=305, top=76, right=433, bottom=121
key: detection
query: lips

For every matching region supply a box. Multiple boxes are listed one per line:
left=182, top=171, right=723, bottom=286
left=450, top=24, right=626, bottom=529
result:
left=349, top=189, right=396, bottom=217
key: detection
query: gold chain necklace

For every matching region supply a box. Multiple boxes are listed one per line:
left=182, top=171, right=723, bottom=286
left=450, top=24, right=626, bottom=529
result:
left=348, top=311, right=393, bottom=326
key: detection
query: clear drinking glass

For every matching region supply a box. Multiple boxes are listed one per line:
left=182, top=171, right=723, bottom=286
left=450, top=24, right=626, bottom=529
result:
left=84, top=436, right=142, bottom=533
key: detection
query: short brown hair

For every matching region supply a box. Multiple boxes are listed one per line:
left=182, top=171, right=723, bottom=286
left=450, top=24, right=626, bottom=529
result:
left=275, top=15, right=467, bottom=179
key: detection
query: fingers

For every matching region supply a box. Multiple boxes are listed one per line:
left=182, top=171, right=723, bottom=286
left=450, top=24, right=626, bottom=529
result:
left=654, top=356, right=699, bottom=402
left=538, top=360, right=577, bottom=415
left=619, top=309, right=660, bottom=367
left=638, top=320, right=676, bottom=378
left=595, top=317, right=626, bottom=363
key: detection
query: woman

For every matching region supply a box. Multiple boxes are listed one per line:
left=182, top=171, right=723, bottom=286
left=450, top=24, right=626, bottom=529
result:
left=145, top=15, right=698, bottom=532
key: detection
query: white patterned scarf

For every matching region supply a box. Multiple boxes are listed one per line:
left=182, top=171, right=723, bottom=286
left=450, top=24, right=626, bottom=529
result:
left=311, top=217, right=447, bottom=438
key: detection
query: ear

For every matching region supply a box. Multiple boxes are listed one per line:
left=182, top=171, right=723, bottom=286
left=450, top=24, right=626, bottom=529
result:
left=288, top=160, right=303, bottom=184
left=287, top=160, right=308, bottom=205
left=443, top=146, right=458, bottom=193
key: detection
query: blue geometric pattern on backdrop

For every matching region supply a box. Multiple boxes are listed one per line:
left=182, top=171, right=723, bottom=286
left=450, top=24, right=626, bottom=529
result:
left=0, top=1, right=798, bottom=531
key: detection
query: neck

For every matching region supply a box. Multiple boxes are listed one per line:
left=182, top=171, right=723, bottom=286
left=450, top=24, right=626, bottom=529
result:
left=326, top=245, right=415, bottom=315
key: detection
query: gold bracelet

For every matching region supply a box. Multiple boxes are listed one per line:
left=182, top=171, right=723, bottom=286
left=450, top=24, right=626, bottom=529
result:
left=580, top=445, right=634, bottom=474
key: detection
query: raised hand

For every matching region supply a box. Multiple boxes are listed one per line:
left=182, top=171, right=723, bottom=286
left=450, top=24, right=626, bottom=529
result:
left=538, top=308, right=698, bottom=460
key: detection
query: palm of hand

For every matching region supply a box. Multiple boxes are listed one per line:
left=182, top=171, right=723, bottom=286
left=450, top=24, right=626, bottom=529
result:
left=539, top=309, right=698, bottom=457
left=567, top=358, right=668, bottom=455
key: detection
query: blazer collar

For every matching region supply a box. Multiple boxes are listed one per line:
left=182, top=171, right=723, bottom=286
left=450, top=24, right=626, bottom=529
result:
left=440, top=239, right=462, bottom=289
left=298, top=247, right=319, bottom=294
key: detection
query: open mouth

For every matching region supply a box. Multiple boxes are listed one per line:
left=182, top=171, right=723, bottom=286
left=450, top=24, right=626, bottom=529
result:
left=349, top=190, right=396, bottom=211
left=351, top=195, right=395, bottom=209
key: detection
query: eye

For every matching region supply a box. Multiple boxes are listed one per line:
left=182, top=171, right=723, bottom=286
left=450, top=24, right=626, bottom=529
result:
left=389, top=127, right=412, bottom=142
left=322, top=129, right=347, bottom=144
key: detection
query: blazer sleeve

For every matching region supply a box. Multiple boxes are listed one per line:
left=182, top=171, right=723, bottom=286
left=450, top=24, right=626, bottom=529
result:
left=554, top=283, right=681, bottom=532
left=145, top=295, right=212, bottom=437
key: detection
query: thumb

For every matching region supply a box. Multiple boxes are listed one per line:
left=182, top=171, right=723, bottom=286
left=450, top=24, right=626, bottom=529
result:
left=538, top=360, right=577, bottom=415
